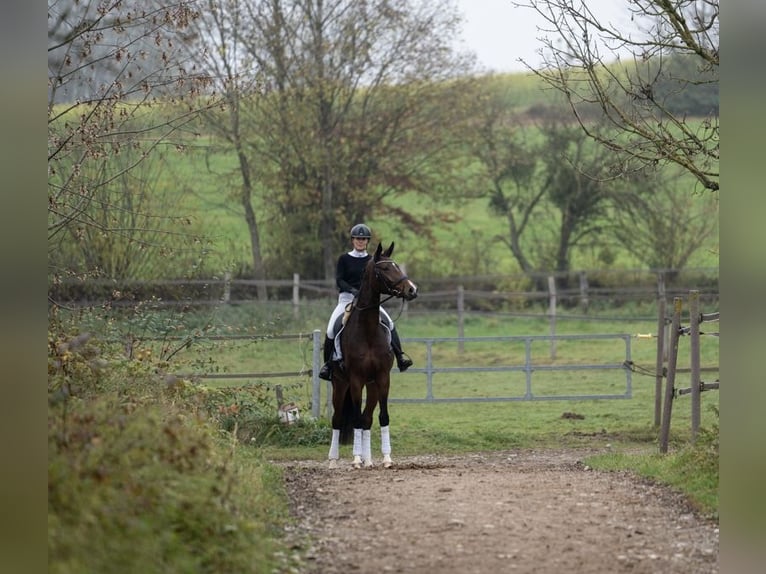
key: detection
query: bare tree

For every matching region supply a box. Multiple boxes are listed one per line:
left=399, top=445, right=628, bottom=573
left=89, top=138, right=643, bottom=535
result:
left=190, top=0, right=269, bottom=298
left=48, top=0, right=216, bottom=279
left=609, top=165, right=718, bottom=270
left=211, top=0, right=475, bottom=279
left=514, top=0, right=719, bottom=192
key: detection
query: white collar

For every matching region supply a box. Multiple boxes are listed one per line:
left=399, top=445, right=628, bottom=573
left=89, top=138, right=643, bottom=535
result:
left=348, top=249, right=368, bottom=257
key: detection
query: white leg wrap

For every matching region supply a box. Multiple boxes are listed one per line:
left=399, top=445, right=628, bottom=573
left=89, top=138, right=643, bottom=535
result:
left=380, top=425, right=391, bottom=455
left=352, top=428, right=363, bottom=456
left=328, top=429, right=340, bottom=460
left=362, top=429, right=372, bottom=466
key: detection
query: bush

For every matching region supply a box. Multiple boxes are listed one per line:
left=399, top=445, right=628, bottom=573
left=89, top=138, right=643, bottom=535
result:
left=48, top=317, right=290, bottom=573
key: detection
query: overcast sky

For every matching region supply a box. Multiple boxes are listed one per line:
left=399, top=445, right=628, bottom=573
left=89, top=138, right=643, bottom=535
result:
left=453, top=0, right=630, bottom=72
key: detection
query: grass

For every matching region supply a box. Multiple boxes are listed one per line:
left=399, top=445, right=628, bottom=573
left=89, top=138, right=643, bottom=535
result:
left=167, top=305, right=717, bottom=518
left=49, top=302, right=718, bottom=572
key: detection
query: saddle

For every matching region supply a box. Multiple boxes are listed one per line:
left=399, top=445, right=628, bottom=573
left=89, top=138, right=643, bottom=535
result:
left=330, top=302, right=391, bottom=353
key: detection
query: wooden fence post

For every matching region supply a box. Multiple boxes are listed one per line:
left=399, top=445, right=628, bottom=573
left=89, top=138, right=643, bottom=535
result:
left=292, top=273, right=300, bottom=319
left=548, top=276, right=557, bottom=360
left=311, top=329, right=321, bottom=419
left=659, top=297, right=682, bottom=453
left=689, top=290, right=701, bottom=440
left=579, top=271, right=589, bottom=313
left=222, top=271, right=231, bottom=303
left=457, top=285, right=465, bottom=354
left=654, top=297, right=666, bottom=428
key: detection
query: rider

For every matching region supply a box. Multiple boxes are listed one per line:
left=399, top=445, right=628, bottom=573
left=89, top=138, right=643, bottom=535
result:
left=317, top=223, right=413, bottom=381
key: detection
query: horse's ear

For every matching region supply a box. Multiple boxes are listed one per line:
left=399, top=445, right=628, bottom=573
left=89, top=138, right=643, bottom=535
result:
left=374, top=242, right=383, bottom=260
left=384, top=242, right=395, bottom=257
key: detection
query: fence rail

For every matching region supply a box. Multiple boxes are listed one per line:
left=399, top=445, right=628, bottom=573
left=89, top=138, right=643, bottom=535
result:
left=49, top=268, right=718, bottom=312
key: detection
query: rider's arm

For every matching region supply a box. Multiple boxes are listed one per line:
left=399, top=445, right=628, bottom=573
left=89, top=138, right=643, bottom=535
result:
left=336, top=256, right=355, bottom=294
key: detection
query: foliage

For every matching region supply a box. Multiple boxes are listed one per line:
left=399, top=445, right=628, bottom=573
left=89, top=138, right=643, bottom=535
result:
left=608, top=164, right=719, bottom=270
left=191, top=0, right=480, bottom=280
left=47, top=0, right=218, bottom=281
left=48, top=309, right=292, bottom=573
left=515, top=0, right=719, bottom=192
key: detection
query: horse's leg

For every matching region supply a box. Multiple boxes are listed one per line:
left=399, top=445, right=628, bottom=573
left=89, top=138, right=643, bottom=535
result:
left=352, top=428, right=363, bottom=468
left=348, top=376, right=367, bottom=468
left=328, top=379, right=349, bottom=469
left=328, top=428, right=340, bottom=469
left=359, top=383, right=379, bottom=468
left=362, top=429, right=372, bottom=468
left=379, top=376, right=393, bottom=468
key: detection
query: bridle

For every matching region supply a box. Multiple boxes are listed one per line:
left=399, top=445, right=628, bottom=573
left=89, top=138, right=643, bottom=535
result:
left=353, top=258, right=411, bottom=310
left=374, top=259, right=411, bottom=304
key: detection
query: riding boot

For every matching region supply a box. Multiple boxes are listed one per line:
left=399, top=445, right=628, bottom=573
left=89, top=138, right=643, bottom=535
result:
left=318, top=336, right=334, bottom=381
left=390, top=327, right=413, bottom=372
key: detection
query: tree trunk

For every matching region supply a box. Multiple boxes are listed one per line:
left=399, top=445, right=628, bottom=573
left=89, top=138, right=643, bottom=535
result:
left=236, top=146, right=268, bottom=300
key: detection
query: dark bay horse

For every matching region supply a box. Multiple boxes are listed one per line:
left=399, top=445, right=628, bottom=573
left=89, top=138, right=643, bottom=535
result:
left=328, top=242, right=418, bottom=469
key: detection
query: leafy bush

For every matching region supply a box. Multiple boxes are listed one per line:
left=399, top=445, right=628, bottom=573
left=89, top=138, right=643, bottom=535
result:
left=48, top=316, right=290, bottom=573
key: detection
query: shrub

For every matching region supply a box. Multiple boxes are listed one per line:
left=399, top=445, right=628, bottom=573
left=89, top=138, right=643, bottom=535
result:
left=48, top=315, right=289, bottom=573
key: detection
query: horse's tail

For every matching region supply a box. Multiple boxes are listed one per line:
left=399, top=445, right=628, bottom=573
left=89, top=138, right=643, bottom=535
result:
left=338, top=388, right=356, bottom=445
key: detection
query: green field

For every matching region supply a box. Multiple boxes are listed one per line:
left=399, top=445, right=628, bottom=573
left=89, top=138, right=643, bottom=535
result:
left=122, top=303, right=719, bottom=456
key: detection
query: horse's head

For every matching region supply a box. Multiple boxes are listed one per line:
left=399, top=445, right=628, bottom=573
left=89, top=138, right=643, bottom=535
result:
left=372, top=242, right=418, bottom=301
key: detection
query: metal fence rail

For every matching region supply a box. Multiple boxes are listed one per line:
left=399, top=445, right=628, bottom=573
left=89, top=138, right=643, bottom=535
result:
left=313, top=331, right=633, bottom=417
left=149, top=329, right=633, bottom=418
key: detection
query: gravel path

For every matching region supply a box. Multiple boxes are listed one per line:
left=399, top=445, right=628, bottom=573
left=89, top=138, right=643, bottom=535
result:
left=275, top=449, right=718, bottom=573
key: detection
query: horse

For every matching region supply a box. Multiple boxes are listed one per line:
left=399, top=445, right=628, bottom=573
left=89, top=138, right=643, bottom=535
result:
left=327, top=241, right=418, bottom=469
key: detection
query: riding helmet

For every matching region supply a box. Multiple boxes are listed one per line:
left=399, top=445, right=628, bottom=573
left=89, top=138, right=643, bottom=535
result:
left=350, top=223, right=372, bottom=239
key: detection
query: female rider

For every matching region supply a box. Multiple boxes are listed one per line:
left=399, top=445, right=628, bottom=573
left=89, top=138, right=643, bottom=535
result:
left=317, top=223, right=413, bottom=380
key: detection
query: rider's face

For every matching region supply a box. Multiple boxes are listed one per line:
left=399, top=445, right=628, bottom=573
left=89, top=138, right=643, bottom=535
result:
left=352, top=237, right=369, bottom=249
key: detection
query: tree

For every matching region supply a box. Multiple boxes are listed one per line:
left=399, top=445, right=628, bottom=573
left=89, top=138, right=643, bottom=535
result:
left=199, top=0, right=475, bottom=279
left=471, top=87, right=613, bottom=288
left=190, top=0, right=269, bottom=298
left=514, top=0, right=719, bottom=192
left=608, top=165, right=718, bottom=270
left=48, top=0, right=216, bottom=280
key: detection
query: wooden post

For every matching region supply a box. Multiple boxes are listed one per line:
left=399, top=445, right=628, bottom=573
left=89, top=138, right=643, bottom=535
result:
left=292, top=273, right=300, bottom=319
left=222, top=271, right=231, bottom=303
left=657, top=271, right=668, bottom=360
left=659, top=297, right=682, bottom=453
left=548, top=276, right=557, bottom=360
left=311, top=329, right=322, bottom=419
left=689, top=290, right=701, bottom=440
left=579, top=271, right=589, bottom=313
left=654, top=297, right=666, bottom=427
left=457, top=285, right=465, bottom=354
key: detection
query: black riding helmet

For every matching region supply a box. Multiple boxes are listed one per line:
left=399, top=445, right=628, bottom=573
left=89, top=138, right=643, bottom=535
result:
left=350, top=223, right=372, bottom=239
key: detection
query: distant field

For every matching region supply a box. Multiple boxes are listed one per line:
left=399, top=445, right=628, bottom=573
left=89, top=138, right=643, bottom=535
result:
left=160, top=142, right=718, bottom=279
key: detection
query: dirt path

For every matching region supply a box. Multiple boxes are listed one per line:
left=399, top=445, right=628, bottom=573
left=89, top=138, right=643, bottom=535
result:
left=276, top=449, right=718, bottom=574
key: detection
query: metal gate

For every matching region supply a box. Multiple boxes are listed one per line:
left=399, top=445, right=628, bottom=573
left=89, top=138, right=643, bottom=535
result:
left=312, top=330, right=633, bottom=418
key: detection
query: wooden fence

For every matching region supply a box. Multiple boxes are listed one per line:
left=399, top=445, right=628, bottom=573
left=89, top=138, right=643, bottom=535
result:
left=657, top=290, right=720, bottom=453
left=50, top=268, right=718, bottom=314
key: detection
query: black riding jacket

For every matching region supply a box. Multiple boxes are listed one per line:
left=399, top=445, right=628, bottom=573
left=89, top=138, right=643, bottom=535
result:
left=335, top=252, right=370, bottom=294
